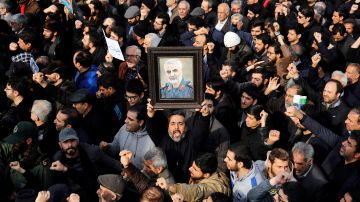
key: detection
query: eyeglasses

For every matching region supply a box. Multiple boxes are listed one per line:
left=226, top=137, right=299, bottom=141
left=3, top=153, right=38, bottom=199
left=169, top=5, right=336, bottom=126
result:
left=124, top=94, right=139, bottom=100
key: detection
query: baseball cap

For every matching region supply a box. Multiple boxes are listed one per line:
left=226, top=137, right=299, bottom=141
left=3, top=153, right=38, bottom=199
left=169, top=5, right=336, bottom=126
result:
left=98, top=174, right=125, bottom=197
left=3, top=121, right=37, bottom=144
left=58, top=128, right=79, bottom=142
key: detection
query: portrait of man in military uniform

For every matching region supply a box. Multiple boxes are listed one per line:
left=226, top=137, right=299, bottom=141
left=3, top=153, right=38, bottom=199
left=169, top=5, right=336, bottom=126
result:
left=160, top=58, right=194, bottom=99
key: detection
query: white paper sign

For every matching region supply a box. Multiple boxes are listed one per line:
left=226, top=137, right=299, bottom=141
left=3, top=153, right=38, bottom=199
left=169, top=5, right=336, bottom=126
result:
left=102, top=30, right=124, bottom=61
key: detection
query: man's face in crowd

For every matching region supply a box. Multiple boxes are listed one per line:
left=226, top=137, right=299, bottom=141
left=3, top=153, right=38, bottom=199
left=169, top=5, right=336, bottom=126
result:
left=153, top=17, right=164, bottom=31
left=43, top=28, right=55, bottom=41
left=340, top=137, right=359, bottom=160
left=125, top=47, right=140, bottom=68
left=125, top=110, right=143, bottom=132
left=127, top=16, right=139, bottom=26
left=44, top=73, right=59, bottom=84
left=322, top=82, right=339, bottom=104
left=231, top=4, right=241, bottom=14
left=269, top=158, right=290, bottom=177
left=297, top=12, right=308, bottom=25
left=344, top=23, right=354, bottom=35
left=231, top=15, right=241, bottom=26
left=168, top=114, right=186, bottom=142
left=217, top=4, right=229, bottom=22
left=193, top=35, right=206, bottom=47
left=285, top=87, right=297, bottom=106
left=346, top=65, right=359, bottom=84
left=73, top=102, right=89, bottom=115
left=292, top=152, right=312, bottom=176
left=201, top=0, right=211, bottom=13
left=82, top=34, right=91, bottom=50
left=332, top=11, right=342, bottom=24
left=164, top=62, right=183, bottom=84
left=287, top=29, right=299, bottom=44
left=98, top=86, right=113, bottom=98
left=255, top=39, right=266, bottom=54
left=97, top=185, right=116, bottom=202
left=189, top=162, right=205, bottom=180
left=247, top=10, right=255, bottom=21
left=245, top=114, right=259, bottom=128
left=10, top=21, right=22, bottom=32
left=178, top=2, right=189, bottom=19
left=4, top=84, right=15, bottom=101
left=125, top=91, right=143, bottom=106
left=59, top=139, right=79, bottom=156
left=143, top=37, right=151, bottom=53
left=251, top=26, right=263, bottom=40
left=267, top=46, right=277, bottom=63
left=224, top=150, right=238, bottom=171
left=143, top=159, right=160, bottom=177
left=345, top=111, right=360, bottom=131
left=204, top=99, right=215, bottom=114
left=333, top=32, right=346, bottom=42
left=54, top=111, right=68, bottom=131
left=251, top=73, right=264, bottom=87
left=241, top=92, right=256, bottom=109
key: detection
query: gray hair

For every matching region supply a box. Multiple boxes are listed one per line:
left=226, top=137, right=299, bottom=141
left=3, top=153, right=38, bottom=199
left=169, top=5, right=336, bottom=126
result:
left=0, top=1, right=12, bottom=10
left=231, top=0, right=242, bottom=8
left=31, top=100, right=52, bottom=122
left=144, top=147, right=168, bottom=168
left=145, top=33, right=162, bottom=47
left=332, top=70, right=348, bottom=87
left=179, top=0, right=190, bottom=11
left=11, top=13, right=28, bottom=25
left=292, top=142, right=314, bottom=162
left=126, top=45, right=141, bottom=57
left=314, top=2, right=326, bottom=17
left=231, top=13, right=244, bottom=21
left=218, top=3, right=230, bottom=14
left=348, top=63, right=360, bottom=74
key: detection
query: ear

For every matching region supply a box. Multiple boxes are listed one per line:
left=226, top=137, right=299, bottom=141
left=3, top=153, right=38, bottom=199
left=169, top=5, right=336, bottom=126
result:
left=252, top=99, right=258, bottom=105
left=110, top=192, right=117, bottom=200
left=354, top=152, right=360, bottom=160
left=265, top=44, right=269, bottom=49
left=297, top=34, right=302, bottom=39
left=25, top=137, right=32, bottom=145
left=255, top=14, right=259, bottom=18
left=231, top=71, right=236, bottom=77
left=65, top=124, right=72, bottom=128
left=140, top=92, right=145, bottom=99
left=264, top=78, right=269, bottom=85
left=13, top=90, right=19, bottom=97
left=156, top=166, right=164, bottom=173
left=237, top=161, right=244, bottom=169
left=203, top=173, right=211, bottom=179
left=139, top=119, right=145, bottom=127
left=54, top=31, right=58, bottom=36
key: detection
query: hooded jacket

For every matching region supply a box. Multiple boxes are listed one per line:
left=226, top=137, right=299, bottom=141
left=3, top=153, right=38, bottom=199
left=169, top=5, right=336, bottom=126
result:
left=108, top=125, right=155, bottom=169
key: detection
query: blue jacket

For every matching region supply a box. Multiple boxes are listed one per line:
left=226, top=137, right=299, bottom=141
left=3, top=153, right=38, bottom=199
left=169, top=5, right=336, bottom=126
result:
left=74, top=65, right=98, bottom=95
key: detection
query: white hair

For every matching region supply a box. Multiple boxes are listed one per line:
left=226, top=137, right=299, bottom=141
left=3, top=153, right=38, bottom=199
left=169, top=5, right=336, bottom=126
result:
left=145, top=33, right=162, bottom=48
left=179, top=0, right=190, bottom=11
left=31, top=100, right=52, bottom=122
left=332, top=70, right=348, bottom=87
left=164, top=58, right=183, bottom=70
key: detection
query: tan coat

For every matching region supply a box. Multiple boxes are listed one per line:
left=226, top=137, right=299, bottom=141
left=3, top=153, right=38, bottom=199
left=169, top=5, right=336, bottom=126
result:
left=170, top=171, right=231, bottom=202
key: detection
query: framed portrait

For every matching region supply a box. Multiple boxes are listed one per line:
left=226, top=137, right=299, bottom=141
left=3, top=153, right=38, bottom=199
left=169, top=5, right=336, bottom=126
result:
left=147, top=47, right=203, bottom=109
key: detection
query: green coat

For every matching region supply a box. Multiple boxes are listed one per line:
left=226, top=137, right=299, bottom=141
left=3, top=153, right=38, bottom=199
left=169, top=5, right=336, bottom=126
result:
left=0, top=142, right=54, bottom=190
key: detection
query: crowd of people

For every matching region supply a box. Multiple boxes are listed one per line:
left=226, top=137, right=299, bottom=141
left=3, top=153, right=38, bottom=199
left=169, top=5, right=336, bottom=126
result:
left=0, top=0, right=359, bottom=201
